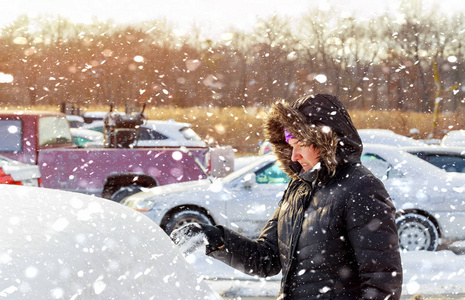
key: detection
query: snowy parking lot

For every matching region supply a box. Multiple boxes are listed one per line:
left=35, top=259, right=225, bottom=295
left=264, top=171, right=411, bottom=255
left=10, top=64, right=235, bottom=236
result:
left=184, top=241, right=465, bottom=299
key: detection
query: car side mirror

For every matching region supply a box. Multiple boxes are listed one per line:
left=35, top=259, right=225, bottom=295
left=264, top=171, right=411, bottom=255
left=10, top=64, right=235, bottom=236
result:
left=241, top=172, right=257, bottom=189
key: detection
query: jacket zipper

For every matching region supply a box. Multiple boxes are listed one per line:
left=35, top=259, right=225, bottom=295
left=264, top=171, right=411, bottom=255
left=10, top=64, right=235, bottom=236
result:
left=281, top=169, right=319, bottom=296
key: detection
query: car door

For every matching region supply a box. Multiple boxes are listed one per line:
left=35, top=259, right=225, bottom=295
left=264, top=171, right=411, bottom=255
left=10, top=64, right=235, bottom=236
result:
left=360, top=153, right=407, bottom=204
left=226, top=161, right=290, bottom=238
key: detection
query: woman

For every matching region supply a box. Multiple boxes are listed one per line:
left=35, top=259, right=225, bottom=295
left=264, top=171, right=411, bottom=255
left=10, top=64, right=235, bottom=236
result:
left=172, top=94, right=403, bottom=299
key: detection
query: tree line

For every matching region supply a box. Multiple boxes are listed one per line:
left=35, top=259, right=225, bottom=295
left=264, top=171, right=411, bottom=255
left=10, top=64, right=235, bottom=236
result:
left=0, top=7, right=464, bottom=114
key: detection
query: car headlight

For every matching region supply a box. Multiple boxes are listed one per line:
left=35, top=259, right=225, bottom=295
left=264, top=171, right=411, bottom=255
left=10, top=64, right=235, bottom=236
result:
left=133, top=198, right=160, bottom=212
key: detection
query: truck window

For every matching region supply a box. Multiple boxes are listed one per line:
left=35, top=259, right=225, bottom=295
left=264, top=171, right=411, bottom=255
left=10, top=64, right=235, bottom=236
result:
left=38, top=116, right=73, bottom=146
left=0, top=119, right=23, bottom=152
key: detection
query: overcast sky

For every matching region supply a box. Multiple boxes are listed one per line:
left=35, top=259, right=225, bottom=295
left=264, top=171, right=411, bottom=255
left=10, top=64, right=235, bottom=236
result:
left=1, top=0, right=462, bottom=38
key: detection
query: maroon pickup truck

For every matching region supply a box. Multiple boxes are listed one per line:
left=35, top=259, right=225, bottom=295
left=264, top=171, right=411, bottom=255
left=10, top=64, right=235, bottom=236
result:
left=0, top=111, right=233, bottom=201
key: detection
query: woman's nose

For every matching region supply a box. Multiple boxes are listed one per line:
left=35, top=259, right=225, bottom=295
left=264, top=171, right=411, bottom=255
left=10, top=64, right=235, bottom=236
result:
left=291, top=149, right=301, bottom=162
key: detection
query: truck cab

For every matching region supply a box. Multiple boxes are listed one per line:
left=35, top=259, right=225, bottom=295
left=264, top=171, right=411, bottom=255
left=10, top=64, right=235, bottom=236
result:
left=0, top=111, right=75, bottom=164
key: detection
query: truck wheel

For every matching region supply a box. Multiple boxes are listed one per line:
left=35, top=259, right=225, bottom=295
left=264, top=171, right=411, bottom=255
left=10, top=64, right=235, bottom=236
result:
left=110, top=185, right=143, bottom=203
left=164, top=210, right=213, bottom=236
left=396, top=213, right=439, bottom=251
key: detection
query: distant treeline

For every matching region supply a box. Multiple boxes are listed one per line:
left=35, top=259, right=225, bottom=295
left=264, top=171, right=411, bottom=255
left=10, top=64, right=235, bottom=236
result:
left=1, top=8, right=465, bottom=115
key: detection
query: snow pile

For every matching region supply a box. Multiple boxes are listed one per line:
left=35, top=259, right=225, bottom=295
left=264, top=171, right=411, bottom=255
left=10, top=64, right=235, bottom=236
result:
left=401, top=248, right=465, bottom=295
left=0, top=185, right=221, bottom=300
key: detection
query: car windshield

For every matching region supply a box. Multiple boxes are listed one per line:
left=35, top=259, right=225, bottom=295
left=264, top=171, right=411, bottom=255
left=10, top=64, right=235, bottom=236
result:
left=255, top=162, right=290, bottom=184
left=220, top=155, right=277, bottom=184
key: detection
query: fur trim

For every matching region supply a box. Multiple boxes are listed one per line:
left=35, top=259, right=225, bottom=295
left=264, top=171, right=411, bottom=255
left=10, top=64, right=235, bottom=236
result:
left=265, top=101, right=338, bottom=178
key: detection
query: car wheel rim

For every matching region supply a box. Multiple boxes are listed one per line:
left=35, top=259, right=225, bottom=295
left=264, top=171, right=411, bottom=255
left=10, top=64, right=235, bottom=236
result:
left=398, top=221, right=431, bottom=251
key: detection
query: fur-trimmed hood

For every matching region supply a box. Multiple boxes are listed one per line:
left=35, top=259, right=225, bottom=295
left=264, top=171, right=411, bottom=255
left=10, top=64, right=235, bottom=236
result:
left=265, top=94, right=363, bottom=179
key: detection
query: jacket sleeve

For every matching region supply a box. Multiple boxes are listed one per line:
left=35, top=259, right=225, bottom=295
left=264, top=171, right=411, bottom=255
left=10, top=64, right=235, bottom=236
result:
left=345, top=175, right=403, bottom=300
left=206, top=205, right=282, bottom=278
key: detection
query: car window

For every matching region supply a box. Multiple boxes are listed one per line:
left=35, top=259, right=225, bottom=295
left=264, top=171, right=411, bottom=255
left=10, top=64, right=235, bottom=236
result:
left=425, top=154, right=465, bottom=173
left=38, top=116, right=73, bottom=146
left=255, top=162, right=290, bottom=184
left=73, top=136, right=92, bottom=147
left=361, top=153, right=403, bottom=179
left=139, top=127, right=168, bottom=140
left=180, top=127, right=203, bottom=142
left=0, top=119, right=23, bottom=152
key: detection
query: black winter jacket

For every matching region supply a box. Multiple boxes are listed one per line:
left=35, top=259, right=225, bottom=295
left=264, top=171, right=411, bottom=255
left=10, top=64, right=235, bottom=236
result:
left=209, top=94, right=403, bottom=299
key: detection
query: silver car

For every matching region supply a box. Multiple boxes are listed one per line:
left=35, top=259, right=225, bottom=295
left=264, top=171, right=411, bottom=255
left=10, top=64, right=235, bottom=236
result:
left=361, top=144, right=465, bottom=251
left=123, top=145, right=465, bottom=251
left=123, top=154, right=288, bottom=238
left=83, top=119, right=207, bottom=148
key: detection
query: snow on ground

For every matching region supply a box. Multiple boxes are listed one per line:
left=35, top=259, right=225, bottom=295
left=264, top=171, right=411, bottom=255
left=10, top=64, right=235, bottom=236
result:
left=184, top=242, right=465, bottom=298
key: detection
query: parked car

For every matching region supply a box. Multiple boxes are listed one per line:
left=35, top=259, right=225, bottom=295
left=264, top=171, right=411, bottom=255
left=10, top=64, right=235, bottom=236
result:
left=83, top=119, right=207, bottom=148
left=65, top=115, right=85, bottom=128
left=123, top=145, right=465, bottom=252
left=401, top=145, right=465, bottom=173
left=122, top=154, right=288, bottom=238
left=0, top=184, right=221, bottom=299
left=358, top=129, right=426, bottom=147
left=361, top=144, right=465, bottom=251
left=82, top=111, right=109, bottom=124
left=441, top=130, right=465, bottom=147
left=258, top=140, right=273, bottom=155
left=0, top=154, right=41, bottom=186
left=70, top=127, right=104, bottom=147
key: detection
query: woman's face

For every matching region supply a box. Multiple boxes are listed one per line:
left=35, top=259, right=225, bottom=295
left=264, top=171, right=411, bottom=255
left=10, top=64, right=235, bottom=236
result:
left=288, top=138, right=320, bottom=171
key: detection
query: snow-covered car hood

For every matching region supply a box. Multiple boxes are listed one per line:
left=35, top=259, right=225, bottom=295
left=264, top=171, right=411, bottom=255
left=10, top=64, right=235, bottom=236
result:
left=0, top=185, right=221, bottom=300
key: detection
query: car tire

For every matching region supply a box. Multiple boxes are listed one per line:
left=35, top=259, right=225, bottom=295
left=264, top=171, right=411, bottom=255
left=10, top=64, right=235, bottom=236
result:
left=110, top=185, right=143, bottom=203
left=164, top=210, right=213, bottom=236
left=396, top=213, right=439, bottom=251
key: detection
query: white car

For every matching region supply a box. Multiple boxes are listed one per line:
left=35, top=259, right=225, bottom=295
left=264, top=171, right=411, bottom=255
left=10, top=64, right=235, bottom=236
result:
left=358, top=129, right=426, bottom=147
left=401, top=145, right=465, bottom=173
left=0, top=185, right=220, bottom=300
left=123, top=145, right=465, bottom=252
left=82, top=111, right=109, bottom=125
left=441, top=130, right=465, bottom=147
left=361, top=144, right=465, bottom=251
left=83, top=119, right=207, bottom=148
left=123, top=154, right=288, bottom=238
left=0, top=155, right=41, bottom=186
left=65, top=115, right=85, bottom=128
